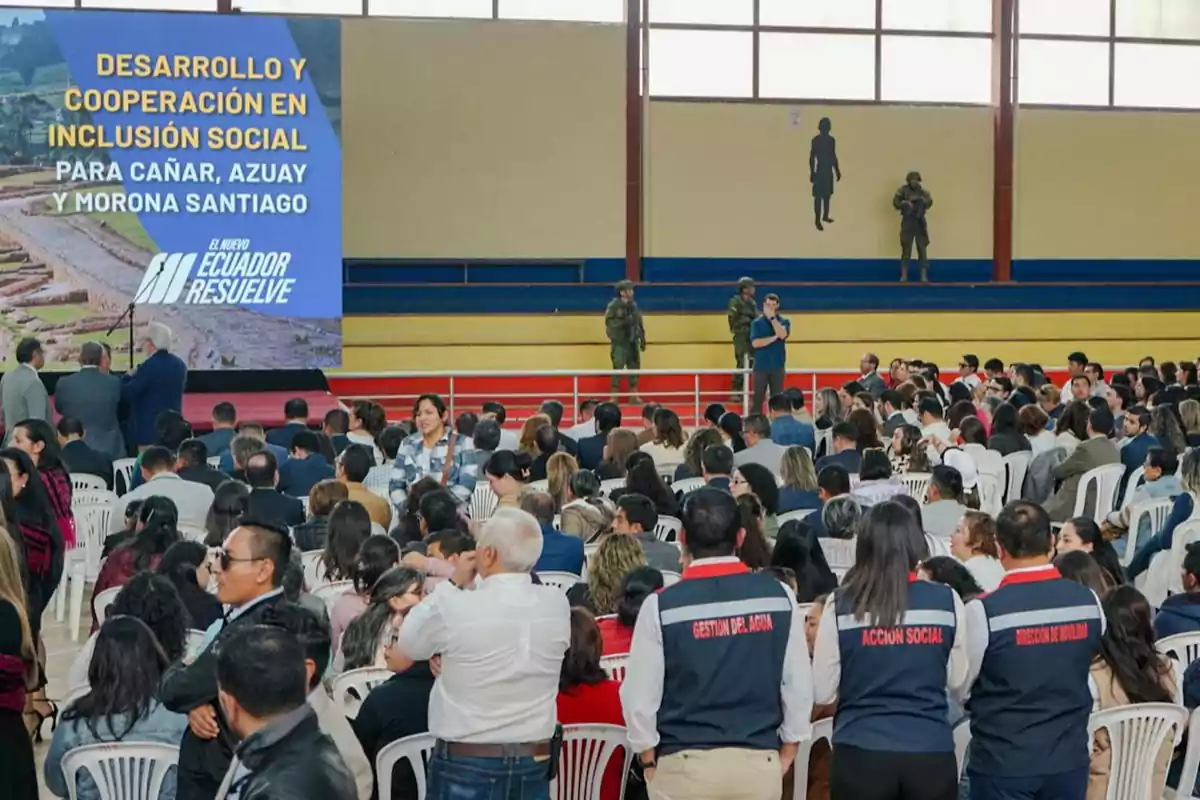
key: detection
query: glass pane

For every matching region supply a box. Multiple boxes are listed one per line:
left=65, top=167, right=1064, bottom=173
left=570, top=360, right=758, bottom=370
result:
left=1018, top=39, right=1109, bottom=105
left=648, top=0, right=753, bottom=26
left=759, top=33, right=875, bottom=100
left=81, top=0, right=214, bottom=8
left=881, top=36, right=991, bottom=102
left=1116, top=0, right=1200, bottom=40
left=648, top=29, right=753, bottom=97
left=760, top=0, right=876, bottom=29
left=1018, top=0, right=1109, bottom=36
left=1115, top=43, right=1200, bottom=109
left=883, top=0, right=991, bottom=33
left=369, top=0, right=493, bottom=18
left=500, top=0, right=624, bottom=23
left=237, top=0, right=359, bottom=12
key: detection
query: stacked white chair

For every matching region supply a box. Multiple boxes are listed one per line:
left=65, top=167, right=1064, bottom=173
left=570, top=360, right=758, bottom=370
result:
left=470, top=483, right=499, bottom=521
left=61, top=742, right=180, bottom=800
left=599, top=654, right=628, bottom=682
left=792, top=716, right=833, bottom=800
left=1087, top=703, right=1188, bottom=799
left=552, top=724, right=634, bottom=800
left=654, top=515, right=683, bottom=543
left=1001, top=451, right=1032, bottom=504
left=313, top=580, right=354, bottom=608
left=376, top=732, right=435, bottom=800
left=329, top=667, right=393, bottom=719
left=537, top=571, right=582, bottom=592
left=1122, top=498, right=1175, bottom=568
left=92, top=586, right=121, bottom=626
left=71, top=473, right=107, bottom=492
left=672, top=477, right=705, bottom=496
left=364, top=464, right=391, bottom=499
left=900, top=473, right=932, bottom=502
left=112, top=458, right=138, bottom=494
left=64, top=489, right=119, bottom=641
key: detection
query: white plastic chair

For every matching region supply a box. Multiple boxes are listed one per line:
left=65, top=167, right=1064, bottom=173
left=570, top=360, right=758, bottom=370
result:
left=61, top=742, right=180, bottom=800
left=1157, top=632, right=1200, bottom=669
left=1139, top=519, right=1200, bottom=608
left=978, top=473, right=1004, bottom=517
left=1001, top=451, right=1032, bottom=504
left=62, top=492, right=119, bottom=641
left=925, top=533, right=951, bottom=558
left=1122, top=498, right=1175, bottom=568
left=178, top=523, right=207, bottom=543
left=364, top=464, right=391, bottom=499
left=1073, top=463, right=1126, bottom=524
left=376, top=732, right=435, bottom=800
left=552, top=514, right=562, bottom=531
left=953, top=719, right=971, bottom=779
left=900, top=473, right=932, bottom=502
left=1121, top=466, right=1147, bottom=512
left=819, top=537, right=856, bottom=581
left=185, top=629, right=207, bottom=659
left=92, top=586, right=121, bottom=626
left=371, top=521, right=387, bottom=537
left=661, top=570, right=682, bottom=586
left=312, top=580, right=354, bottom=608
left=71, top=473, right=107, bottom=492
left=206, top=456, right=221, bottom=468
left=552, top=723, right=633, bottom=800
left=1168, top=709, right=1200, bottom=800
left=329, top=667, right=392, bottom=719
left=301, top=550, right=325, bottom=589
left=778, top=509, right=818, bottom=526
left=672, top=477, right=705, bottom=496
left=113, top=458, right=138, bottom=494
left=1087, top=703, right=1188, bottom=800
left=598, top=479, right=625, bottom=497
left=792, top=716, right=833, bottom=800
left=528, top=479, right=550, bottom=493
left=599, top=654, right=628, bottom=682
left=654, top=515, right=682, bottom=543
left=537, top=571, right=582, bottom=592
left=470, top=483, right=499, bottom=521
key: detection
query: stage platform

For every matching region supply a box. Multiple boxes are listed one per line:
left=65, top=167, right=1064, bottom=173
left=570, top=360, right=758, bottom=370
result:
left=178, top=390, right=340, bottom=432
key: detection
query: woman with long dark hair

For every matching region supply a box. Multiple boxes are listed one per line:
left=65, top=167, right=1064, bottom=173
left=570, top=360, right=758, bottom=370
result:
left=293, top=479, right=350, bottom=552
left=330, top=534, right=399, bottom=655
left=203, top=480, right=249, bottom=548
left=556, top=609, right=625, bottom=800
left=732, top=462, right=781, bottom=538
left=1055, top=516, right=1124, bottom=590
left=157, top=541, right=222, bottom=631
left=735, top=494, right=772, bottom=570
left=596, top=429, right=638, bottom=481
left=0, top=527, right=36, bottom=799
left=847, top=409, right=883, bottom=452
left=771, top=520, right=837, bottom=603
left=640, top=408, right=687, bottom=469
left=610, top=453, right=678, bottom=518
left=90, top=496, right=181, bottom=631
left=1088, top=586, right=1176, bottom=799
left=318, top=499, right=372, bottom=584
left=10, top=420, right=75, bottom=550
left=340, top=566, right=424, bottom=671
left=813, top=501, right=967, bottom=800
left=44, top=616, right=188, bottom=800
left=483, top=450, right=533, bottom=511
left=596, top=566, right=661, bottom=655
left=675, top=427, right=724, bottom=481
left=986, top=403, right=1031, bottom=456
left=718, top=412, right=747, bottom=453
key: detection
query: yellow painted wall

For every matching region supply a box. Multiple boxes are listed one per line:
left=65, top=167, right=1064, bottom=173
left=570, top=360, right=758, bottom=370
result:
left=1015, top=109, right=1200, bottom=259
left=341, top=19, right=625, bottom=259
left=338, top=311, right=1199, bottom=372
left=645, top=103, right=993, bottom=259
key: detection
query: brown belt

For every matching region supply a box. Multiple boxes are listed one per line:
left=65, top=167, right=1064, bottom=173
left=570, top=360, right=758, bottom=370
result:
left=436, top=739, right=553, bottom=759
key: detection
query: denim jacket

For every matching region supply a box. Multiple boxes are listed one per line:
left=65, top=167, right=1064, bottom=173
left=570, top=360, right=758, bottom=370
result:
left=44, top=698, right=189, bottom=800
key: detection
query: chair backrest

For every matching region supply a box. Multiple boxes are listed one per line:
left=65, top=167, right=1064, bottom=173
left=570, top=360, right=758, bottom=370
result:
left=312, top=580, right=354, bottom=608
left=1121, top=465, right=1147, bottom=511
left=1174, top=709, right=1200, bottom=800
left=599, top=654, right=628, bottom=682
left=654, top=515, right=682, bottom=543
left=92, top=586, right=122, bottom=626
left=528, top=479, right=550, bottom=493
left=1087, top=703, right=1188, bottom=800
left=792, top=716, right=833, bottom=800
left=661, top=570, right=682, bottom=586
left=73, top=488, right=120, bottom=509
left=301, top=550, right=326, bottom=589
left=819, top=537, right=856, bottom=570
left=1156, top=631, right=1200, bottom=668
left=672, top=477, right=705, bottom=496
left=537, top=571, right=582, bottom=592
left=370, top=521, right=387, bottom=537
left=376, top=732, right=435, bottom=800
left=329, top=667, right=393, bottom=719
left=1074, top=463, right=1126, bottom=523
left=552, top=514, right=562, bottom=531
left=1157, top=519, right=1200, bottom=605
left=656, top=465, right=676, bottom=484
left=178, top=523, right=207, bottom=543
left=598, top=478, right=625, bottom=497
left=185, top=629, right=207, bottom=660
left=206, top=456, right=221, bottom=468
left=470, top=482, right=499, bottom=521
left=552, top=723, right=634, bottom=800
left=112, top=458, right=138, bottom=493
left=978, top=473, right=1004, bottom=517
left=1001, top=451, right=1033, bottom=504
left=900, top=473, right=932, bottom=502
left=71, top=473, right=107, bottom=492
left=778, top=509, right=818, bottom=527
left=925, top=533, right=951, bottom=558
left=364, top=464, right=391, bottom=499
left=73, top=498, right=118, bottom=578
left=1123, top=498, right=1176, bottom=568
left=61, top=742, right=180, bottom=800
left=953, top=719, right=971, bottom=779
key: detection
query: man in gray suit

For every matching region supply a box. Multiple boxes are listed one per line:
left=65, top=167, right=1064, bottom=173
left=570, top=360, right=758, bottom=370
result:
left=1, top=337, right=51, bottom=444
left=857, top=352, right=887, bottom=398
left=1045, top=405, right=1120, bottom=522
left=53, top=341, right=125, bottom=458
left=733, top=413, right=789, bottom=474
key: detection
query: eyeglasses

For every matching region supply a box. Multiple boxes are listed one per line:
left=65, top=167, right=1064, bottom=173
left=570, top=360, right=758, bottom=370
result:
left=217, top=549, right=267, bottom=570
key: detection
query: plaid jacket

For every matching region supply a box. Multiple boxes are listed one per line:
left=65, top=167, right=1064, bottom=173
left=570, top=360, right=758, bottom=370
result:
left=389, top=430, right=477, bottom=512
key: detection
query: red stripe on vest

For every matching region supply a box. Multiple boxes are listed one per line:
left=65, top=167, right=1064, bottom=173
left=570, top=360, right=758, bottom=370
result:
left=681, top=561, right=752, bottom=581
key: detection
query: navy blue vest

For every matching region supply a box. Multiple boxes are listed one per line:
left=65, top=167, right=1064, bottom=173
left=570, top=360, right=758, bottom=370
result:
left=833, top=579, right=957, bottom=753
left=966, top=569, right=1102, bottom=778
left=656, top=567, right=792, bottom=756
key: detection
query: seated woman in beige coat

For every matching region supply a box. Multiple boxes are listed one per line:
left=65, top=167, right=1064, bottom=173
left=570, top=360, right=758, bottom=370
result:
left=559, top=470, right=614, bottom=541
left=1088, top=585, right=1177, bottom=800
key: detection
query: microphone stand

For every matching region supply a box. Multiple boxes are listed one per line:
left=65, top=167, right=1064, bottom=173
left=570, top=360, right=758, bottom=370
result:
left=107, top=258, right=168, bottom=373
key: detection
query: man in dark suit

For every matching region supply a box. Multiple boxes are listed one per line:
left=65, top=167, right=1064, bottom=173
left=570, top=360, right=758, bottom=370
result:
left=122, top=321, right=187, bottom=450
left=814, top=421, right=862, bottom=474
left=175, top=438, right=230, bottom=492
left=807, top=465, right=852, bottom=538
left=1118, top=405, right=1158, bottom=496
left=56, top=416, right=114, bottom=489
left=278, top=431, right=334, bottom=498
left=266, top=397, right=311, bottom=451
left=538, top=400, right=578, bottom=458
left=880, top=390, right=908, bottom=437
left=198, top=401, right=238, bottom=458
left=53, top=342, right=125, bottom=458
left=577, top=401, right=621, bottom=471
left=245, top=450, right=305, bottom=528
left=323, top=408, right=351, bottom=457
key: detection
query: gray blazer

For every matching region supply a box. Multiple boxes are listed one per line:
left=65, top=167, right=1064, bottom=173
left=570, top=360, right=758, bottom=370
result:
left=0, top=364, right=51, bottom=443
left=53, top=367, right=125, bottom=458
left=1044, top=436, right=1120, bottom=522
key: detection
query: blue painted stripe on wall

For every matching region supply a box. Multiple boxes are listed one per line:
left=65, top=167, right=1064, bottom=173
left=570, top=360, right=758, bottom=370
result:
left=642, top=258, right=994, bottom=284
left=343, top=283, right=1200, bottom=315
left=343, top=258, right=625, bottom=285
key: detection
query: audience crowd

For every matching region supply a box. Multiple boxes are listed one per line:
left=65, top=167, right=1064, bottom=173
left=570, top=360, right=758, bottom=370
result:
left=3, top=338, right=1200, bottom=800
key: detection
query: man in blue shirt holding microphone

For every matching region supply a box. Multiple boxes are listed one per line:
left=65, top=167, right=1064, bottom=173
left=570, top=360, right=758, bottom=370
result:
left=750, top=293, right=791, bottom=414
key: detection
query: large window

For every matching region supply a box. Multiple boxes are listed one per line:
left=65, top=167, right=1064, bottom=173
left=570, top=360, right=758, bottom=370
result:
left=647, top=0, right=754, bottom=26
left=500, top=0, right=624, bottom=23
left=1018, top=39, right=1110, bottom=106
left=1018, top=0, right=1110, bottom=36
left=759, top=33, right=875, bottom=100
left=760, top=0, right=875, bottom=30
left=1115, top=43, right=1200, bottom=108
left=1116, top=0, right=1200, bottom=39
left=647, top=29, right=754, bottom=98
left=882, top=0, right=992, bottom=33
left=368, top=0, right=493, bottom=18
left=881, top=36, right=991, bottom=103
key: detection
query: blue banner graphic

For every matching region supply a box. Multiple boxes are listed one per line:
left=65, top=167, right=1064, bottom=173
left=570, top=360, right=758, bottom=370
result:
left=0, top=9, right=341, bottom=370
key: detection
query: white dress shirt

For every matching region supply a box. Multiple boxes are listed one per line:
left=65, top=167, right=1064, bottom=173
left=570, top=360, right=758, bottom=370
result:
left=619, top=557, right=813, bottom=753
left=114, top=472, right=214, bottom=533
left=812, top=587, right=971, bottom=707
left=496, top=428, right=520, bottom=453
left=564, top=420, right=596, bottom=441
left=397, top=572, right=570, bottom=743
left=962, top=555, right=1006, bottom=592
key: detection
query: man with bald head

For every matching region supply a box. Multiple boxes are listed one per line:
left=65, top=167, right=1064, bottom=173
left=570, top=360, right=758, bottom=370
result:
left=161, top=520, right=292, bottom=800
left=53, top=340, right=124, bottom=457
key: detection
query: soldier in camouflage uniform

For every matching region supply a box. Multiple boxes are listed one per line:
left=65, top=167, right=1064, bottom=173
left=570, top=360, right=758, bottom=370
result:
left=727, top=276, right=757, bottom=398
left=893, top=170, right=934, bottom=282
left=604, top=279, right=645, bottom=403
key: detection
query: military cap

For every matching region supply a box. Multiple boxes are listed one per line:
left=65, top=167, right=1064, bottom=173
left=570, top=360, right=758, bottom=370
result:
left=615, top=279, right=634, bottom=293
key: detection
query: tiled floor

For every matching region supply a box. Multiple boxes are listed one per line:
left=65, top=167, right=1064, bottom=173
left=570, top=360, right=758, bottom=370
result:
left=34, top=591, right=90, bottom=800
